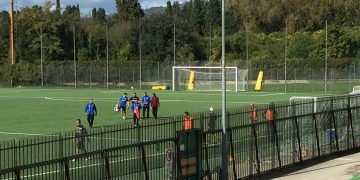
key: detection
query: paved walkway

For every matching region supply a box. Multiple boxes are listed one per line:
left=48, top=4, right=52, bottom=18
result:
left=274, top=152, right=360, bottom=180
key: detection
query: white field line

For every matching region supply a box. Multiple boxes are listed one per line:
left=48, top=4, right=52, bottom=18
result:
left=44, top=97, right=86, bottom=102
left=0, top=132, right=54, bottom=136
left=43, top=96, right=268, bottom=104
left=3, top=152, right=165, bottom=180
left=259, top=93, right=285, bottom=96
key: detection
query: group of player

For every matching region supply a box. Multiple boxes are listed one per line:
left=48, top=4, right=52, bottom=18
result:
left=74, top=93, right=160, bottom=158
left=114, top=92, right=160, bottom=127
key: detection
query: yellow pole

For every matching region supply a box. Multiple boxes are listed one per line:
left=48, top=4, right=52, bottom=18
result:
left=187, top=71, right=195, bottom=90
left=255, top=71, right=264, bottom=91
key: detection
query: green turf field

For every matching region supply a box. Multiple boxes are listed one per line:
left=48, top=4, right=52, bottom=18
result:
left=0, top=87, right=339, bottom=142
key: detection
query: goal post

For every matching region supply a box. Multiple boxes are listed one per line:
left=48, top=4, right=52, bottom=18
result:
left=289, top=96, right=317, bottom=114
left=349, top=85, right=360, bottom=95
left=172, top=66, right=248, bottom=92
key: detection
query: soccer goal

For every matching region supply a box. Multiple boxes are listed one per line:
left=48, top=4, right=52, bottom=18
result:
left=171, top=66, right=248, bottom=92
left=289, top=96, right=317, bottom=115
left=349, top=85, right=360, bottom=95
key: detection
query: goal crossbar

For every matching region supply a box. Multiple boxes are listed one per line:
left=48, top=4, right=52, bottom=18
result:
left=172, top=66, right=246, bottom=92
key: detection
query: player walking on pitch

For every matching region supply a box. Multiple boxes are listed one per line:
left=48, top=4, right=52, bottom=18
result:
left=84, top=98, right=97, bottom=128
left=150, top=93, right=160, bottom=119
left=142, top=92, right=151, bottom=119
left=119, top=93, right=129, bottom=120
left=74, top=119, right=88, bottom=158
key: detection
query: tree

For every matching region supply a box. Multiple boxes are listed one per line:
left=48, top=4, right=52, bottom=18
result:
left=114, top=0, right=144, bottom=22
left=15, top=2, right=63, bottom=61
left=0, top=11, right=10, bottom=62
left=192, top=0, right=205, bottom=34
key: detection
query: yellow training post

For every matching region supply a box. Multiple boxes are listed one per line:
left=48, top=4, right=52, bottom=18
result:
left=187, top=71, right=195, bottom=90
left=255, top=71, right=264, bottom=91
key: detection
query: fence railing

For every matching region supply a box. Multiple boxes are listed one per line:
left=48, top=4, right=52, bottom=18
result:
left=1, top=93, right=360, bottom=179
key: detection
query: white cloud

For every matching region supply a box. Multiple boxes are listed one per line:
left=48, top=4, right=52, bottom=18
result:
left=140, top=0, right=189, bottom=9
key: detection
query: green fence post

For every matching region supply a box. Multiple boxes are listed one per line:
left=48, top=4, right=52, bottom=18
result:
left=249, top=122, right=254, bottom=176
left=348, top=95, right=355, bottom=148
left=63, top=157, right=70, bottom=180
left=291, top=102, right=303, bottom=164
left=137, top=124, right=141, bottom=144
left=140, top=144, right=149, bottom=180
left=14, top=139, right=18, bottom=168
left=229, top=129, right=237, bottom=179
left=271, top=104, right=282, bottom=169
left=101, top=126, right=104, bottom=149
left=15, top=166, right=21, bottom=180
left=58, top=132, right=64, bottom=180
left=102, top=150, right=111, bottom=180
left=202, top=133, right=210, bottom=179
left=330, top=97, right=340, bottom=152
left=291, top=102, right=297, bottom=163
left=59, top=133, right=63, bottom=158
left=252, top=120, right=260, bottom=176
left=312, top=113, right=321, bottom=157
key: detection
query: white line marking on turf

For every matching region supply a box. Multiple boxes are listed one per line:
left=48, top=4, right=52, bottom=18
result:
left=44, top=97, right=85, bottom=102
left=259, top=93, right=285, bottom=96
left=0, top=132, right=53, bottom=136
left=43, top=96, right=267, bottom=104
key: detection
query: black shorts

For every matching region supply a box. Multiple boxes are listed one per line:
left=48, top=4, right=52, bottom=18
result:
left=120, top=106, right=126, bottom=112
left=77, top=140, right=85, bottom=150
left=87, top=114, right=94, bottom=121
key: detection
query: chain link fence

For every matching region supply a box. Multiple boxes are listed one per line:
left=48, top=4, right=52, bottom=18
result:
left=1, top=59, right=360, bottom=94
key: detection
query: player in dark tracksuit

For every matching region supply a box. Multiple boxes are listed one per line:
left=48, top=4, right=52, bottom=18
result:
left=84, top=98, right=97, bottom=128
left=75, top=119, right=87, bottom=155
left=142, top=92, right=151, bottom=119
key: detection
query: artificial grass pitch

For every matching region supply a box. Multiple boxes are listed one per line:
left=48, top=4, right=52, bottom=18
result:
left=0, top=87, right=334, bottom=141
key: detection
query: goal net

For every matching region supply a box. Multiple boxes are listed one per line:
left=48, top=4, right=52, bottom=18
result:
left=171, top=66, right=248, bottom=92
left=288, top=96, right=318, bottom=156
left=349, top=85, right=360, bottom=95
left=289, top=96, right=317, bottom=115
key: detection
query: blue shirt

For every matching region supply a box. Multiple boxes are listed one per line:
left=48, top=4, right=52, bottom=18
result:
left=85, top=103, right=97, bottom=115
left=131, top=102, right=142, bottom=113
left=119, top=95, right=128, bottom=107
left=142, top=95, right=151, bottom=105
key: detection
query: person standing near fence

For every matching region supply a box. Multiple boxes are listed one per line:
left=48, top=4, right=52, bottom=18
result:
left=131, top=99, right=142, bottom=127
left=74, top=119, right=88, bottom=160
left=84, top=98, right=97, bottom=128
left=142, top=92, right=151, bottom=119
left=119, top=93, right=129, bottom=120
left=151, top=93, right=160, bottom=119
left=208, top=107, right=216, bottom=132
left=184, top=112, right=193, bottom=130
left=249, top=104, right=258, bottom=129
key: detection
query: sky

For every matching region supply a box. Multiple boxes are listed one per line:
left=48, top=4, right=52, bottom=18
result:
left=0, top=0, right=189, bottom=15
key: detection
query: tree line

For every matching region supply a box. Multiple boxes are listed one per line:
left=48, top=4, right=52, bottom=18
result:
left=0, top=0, right=360, bottom=69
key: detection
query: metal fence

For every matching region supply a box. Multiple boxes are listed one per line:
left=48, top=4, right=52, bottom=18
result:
left=1, top=93, right=360, bottom=179
left=1, top=59, right=360, bottom=94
